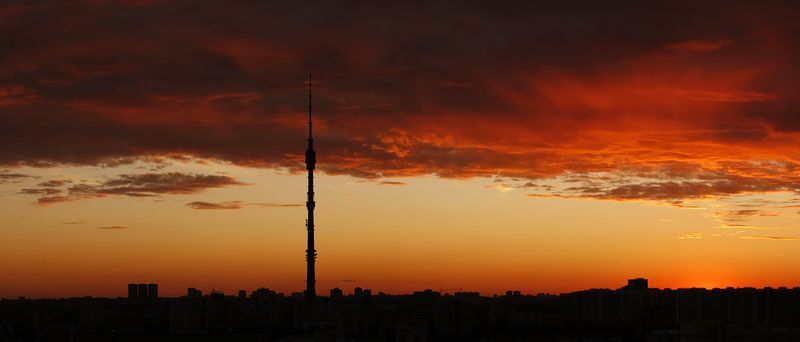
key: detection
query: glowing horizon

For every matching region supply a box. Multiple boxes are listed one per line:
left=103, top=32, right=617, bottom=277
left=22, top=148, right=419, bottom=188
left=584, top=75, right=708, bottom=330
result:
left=1, top=162, right=798, bottom=298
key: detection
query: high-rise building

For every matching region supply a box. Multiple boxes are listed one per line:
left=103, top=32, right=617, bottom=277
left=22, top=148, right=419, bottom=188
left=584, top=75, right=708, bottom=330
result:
left=137, top=284, right=148, bottom=300
left=127, top=284, right=138, bottom=300
left=304, top=73, right=317, bottom=300
left=147, top=284, right=158, bottom=300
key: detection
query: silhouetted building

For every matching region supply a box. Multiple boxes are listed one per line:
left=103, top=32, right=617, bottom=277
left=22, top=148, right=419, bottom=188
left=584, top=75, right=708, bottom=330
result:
left=187, top=287, right=202, bottom=298
left=5, top=280, right=800, bottom=341
left=622, top=284, right=647, bottom=321
left=414, top=289, right=441, bottom=301
left=330, top=287, right=343, bottom=299
left=148, top=283, right=158, bottom=300
left=251, top=287, right=277, bottom=299
left=625, top=278, right=648, bottom=290
left=137, top=283, right=148, bottom=300
left=128, top=283, right=138, bottom=301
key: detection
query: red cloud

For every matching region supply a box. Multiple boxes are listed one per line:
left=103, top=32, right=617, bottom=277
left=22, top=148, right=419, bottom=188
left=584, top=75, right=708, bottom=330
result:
left=0, top=85, right=38, bottom=106
left=1, top=2, right=800, bottom=204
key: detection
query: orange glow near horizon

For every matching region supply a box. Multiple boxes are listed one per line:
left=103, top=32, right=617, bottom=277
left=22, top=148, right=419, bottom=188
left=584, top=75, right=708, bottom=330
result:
left=2, top=1, right=800, bottom=299
left=1, top=163, right=799, bottom=298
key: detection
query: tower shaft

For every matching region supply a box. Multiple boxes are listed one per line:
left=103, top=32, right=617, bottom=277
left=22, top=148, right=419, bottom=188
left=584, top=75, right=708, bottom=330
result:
left=305, top=73, right=317, bottom=300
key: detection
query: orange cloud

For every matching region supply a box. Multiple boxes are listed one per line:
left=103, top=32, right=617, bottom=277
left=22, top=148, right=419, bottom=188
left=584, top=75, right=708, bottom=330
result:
left=1, top=1, right=799, bottom=206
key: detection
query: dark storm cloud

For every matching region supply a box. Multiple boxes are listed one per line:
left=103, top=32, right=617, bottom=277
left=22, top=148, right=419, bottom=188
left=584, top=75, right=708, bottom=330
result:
left=1, top=1, right=800, bottom=202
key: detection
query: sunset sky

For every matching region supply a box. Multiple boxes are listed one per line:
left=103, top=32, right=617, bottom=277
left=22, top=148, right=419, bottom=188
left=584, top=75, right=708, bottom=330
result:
left=1, top=1, right=800, bottom=298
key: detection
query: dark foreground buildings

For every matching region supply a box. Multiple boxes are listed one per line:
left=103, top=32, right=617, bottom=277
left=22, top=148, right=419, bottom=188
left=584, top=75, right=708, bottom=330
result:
left=2, top=279, right=800, bottom=341
left=126, top=284, right=158, bottom=302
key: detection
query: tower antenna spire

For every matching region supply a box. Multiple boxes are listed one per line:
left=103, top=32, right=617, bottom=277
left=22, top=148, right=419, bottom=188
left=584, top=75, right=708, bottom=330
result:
left=304, top=72, right=317, bottom=300
left=308, top=73, right=313, bottom=141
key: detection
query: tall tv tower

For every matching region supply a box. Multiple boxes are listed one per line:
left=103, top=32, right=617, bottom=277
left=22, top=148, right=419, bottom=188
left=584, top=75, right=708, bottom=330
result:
left=304, top=73, right=317, bottom=300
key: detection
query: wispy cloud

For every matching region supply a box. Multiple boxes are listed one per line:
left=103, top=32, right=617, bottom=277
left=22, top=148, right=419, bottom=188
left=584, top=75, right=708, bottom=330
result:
left=525, top=170, right=800, bottom=207
left=248, top=203, right=303, bottom=208
left=186, top=201, right=302, bottom=210
left=717, top=224, right=753, bottom=229
left=0, top=171, right=31, bottom=183
left=21, top=172, right=245, bottom=205
left=714, top=209, right=779, bottom=223
left=740, top=235, right=798, bottom=241
left=678, top=233, right=704, bottom=240
left=714, top=224, right=782, bottom=230
left=98, top=225, right=128, bottom=230
left=378, top=181, right=407, bottom=186
left=37, top=179, right=72, bottom=187
left=19, top=188, right=61, bottom=195
left=187, top=201, right=242, bottom=210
